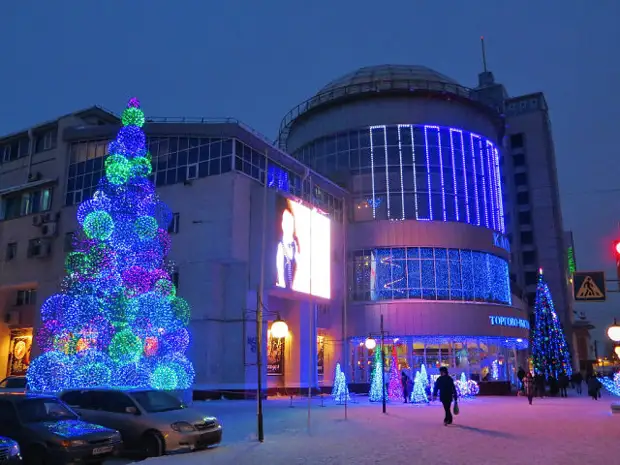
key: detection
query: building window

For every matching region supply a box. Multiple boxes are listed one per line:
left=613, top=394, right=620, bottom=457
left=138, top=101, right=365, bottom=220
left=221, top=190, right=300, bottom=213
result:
left=6, top=242, right=17, bottom=261
left=168, top=213, right=180, bottom=234
left=513, top=154, right=525, bottom=166
left=0, top=187, right=52, bottom=221
left=510, top=133, right=524, bottom=149
left=514, top=173, right=528, bottom=187
left=64, top=232, right=75, bottom=252
left=525, top=271, right=538, bottom=286
left=522, top=250, right=537, bottom=265
left=350, top=247, right=511, bottom=304
left=526, top=292, right=536, bottom=306
left=520, top=231, right=534, bottom=244
left=27, top=238, right=49, bottom=258
left=518, top=211, right=531, bottom=225
left=16, top=289, right=37, bottom=306
left=517, top=192, right=530, bottom=205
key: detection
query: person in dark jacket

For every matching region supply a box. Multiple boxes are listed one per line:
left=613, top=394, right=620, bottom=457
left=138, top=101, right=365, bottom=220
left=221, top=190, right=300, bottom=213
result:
left=432, top=367, right=458, bottom=426
left=558, top=373, right=569, bottom=398
left=517, top=367, right=526, bottom=392
left=534, top=373, right=545, bottom=398
left=401, top=371, right=410, bottom=403
left=572, top=372, right=583, bottom=395
left=523, top=372, right=535, bottom=405
left=588, top=375, right=602, bottom=400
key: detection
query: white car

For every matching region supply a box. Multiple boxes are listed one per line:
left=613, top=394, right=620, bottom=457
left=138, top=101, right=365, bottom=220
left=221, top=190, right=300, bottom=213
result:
left=0, top=376, right=27, bottom=393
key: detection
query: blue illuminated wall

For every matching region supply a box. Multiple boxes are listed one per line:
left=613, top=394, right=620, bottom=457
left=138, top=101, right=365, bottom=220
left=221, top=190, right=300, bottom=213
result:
left=296, top=124, right=504, bottom=232
left=351, top=247, right=511, bottom=305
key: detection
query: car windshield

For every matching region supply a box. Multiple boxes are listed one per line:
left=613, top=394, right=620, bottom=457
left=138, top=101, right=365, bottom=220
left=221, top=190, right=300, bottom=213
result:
left=131, top=391, right=184, bottom=413
left=18, top=398, right=78, bottom=423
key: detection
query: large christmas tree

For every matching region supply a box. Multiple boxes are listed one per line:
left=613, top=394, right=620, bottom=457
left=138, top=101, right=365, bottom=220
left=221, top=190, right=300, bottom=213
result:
left=531, top=269, right=572, bottom=379
left=27, top=98, right=194, bottom=392
left=369, top=348, right=384, bottom=402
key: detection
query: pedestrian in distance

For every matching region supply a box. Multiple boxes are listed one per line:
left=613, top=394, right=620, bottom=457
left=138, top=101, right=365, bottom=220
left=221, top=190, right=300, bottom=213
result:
left=587, top=375, right=602, bottom=400
left=534, top=373, right=545, bottom=398
left=559, top=373, right=569, bottom=398
left=401, top=371, right=410, bottom=403
left=517, top=366, right=526, bottom=393
left=573, top=372, right=583, bottom=395
left=432, top=366, right=458, bottom=426
left=523, top=372, right=535, bottom=405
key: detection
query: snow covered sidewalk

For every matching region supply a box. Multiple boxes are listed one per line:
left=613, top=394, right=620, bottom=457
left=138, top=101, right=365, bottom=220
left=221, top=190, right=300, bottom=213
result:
left=108, top=394, right=620, bottom=465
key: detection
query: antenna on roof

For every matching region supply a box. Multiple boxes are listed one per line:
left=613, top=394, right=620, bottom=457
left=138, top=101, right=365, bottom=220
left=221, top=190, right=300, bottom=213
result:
left=480, top=36, right=488, bottom=73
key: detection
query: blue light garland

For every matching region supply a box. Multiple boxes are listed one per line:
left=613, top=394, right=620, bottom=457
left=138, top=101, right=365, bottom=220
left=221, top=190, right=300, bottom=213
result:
left=28, top=98, right=194, bottom=392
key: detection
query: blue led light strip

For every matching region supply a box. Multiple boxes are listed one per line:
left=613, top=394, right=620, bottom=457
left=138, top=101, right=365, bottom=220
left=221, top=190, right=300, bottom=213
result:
left=458, top=130, right=470, bottom=223
left=428, top=126, right=446, bottom=221
left=469, top=133, right=480, bottom=226
left=396, top=125, right=405, bottom=220
left=494, top=147, right=505, bottom=233
left=409, top=125, right=419, bottom=219
left=381, top=126, right=391, bottom=219
left=369, top=126, right=377, bottom=219
left=474, top=136, right=489, bottom=228
left=423, top=126, right=433, bottom=220
left=485, top=141, right=496, bottom=231
left=449, top=129, right=459, bottom=221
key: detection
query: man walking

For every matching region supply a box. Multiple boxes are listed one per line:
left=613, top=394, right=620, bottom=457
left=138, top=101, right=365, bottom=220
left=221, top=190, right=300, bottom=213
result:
left=523, top=372, right=535, bottom=405
left=432, top=367, right=458, bottom=426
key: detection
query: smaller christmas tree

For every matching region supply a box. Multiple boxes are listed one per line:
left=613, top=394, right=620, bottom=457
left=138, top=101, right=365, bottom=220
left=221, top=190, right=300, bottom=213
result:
left=387, top=347, right=403, bottom=400
left=331, top=363, right=350, bottom=404
left=410, top=371, right=428, bottom=404
left=369, top=348, right=385, bottom=402
left=420, top=364, right=429, bottom=390
left=455, top=372, right=468, bottom=397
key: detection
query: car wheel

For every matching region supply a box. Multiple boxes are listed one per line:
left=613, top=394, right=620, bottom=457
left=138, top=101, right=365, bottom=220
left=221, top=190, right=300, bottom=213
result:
left=142, top=432, right=164, bottom=458
left=24, top=445, right=46, bottom=465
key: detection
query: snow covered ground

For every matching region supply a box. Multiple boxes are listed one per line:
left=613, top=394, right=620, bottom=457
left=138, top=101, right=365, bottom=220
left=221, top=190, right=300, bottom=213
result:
left=106, top=392, right=620, bottom=465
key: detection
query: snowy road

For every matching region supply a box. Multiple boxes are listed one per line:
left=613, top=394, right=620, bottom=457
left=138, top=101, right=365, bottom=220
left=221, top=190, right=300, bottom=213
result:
left=106, top=393, right=619, bottom=465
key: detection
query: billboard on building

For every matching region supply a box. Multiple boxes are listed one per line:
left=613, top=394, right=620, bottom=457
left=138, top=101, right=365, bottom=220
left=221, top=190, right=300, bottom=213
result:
left=274, top=195, right=331, bottom=299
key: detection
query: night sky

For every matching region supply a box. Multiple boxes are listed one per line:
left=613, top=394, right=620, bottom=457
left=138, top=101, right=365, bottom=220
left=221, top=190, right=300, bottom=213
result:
left=2, top=1, right=619, bottom=347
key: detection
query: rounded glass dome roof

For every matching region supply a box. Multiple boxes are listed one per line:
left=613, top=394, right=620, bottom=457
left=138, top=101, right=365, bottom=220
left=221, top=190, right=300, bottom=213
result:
left=318, top=64, right=460, bottom=94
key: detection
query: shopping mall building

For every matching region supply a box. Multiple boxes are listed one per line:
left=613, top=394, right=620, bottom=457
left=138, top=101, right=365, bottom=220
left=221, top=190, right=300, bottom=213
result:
left=0, top=65, right=532, bottom=394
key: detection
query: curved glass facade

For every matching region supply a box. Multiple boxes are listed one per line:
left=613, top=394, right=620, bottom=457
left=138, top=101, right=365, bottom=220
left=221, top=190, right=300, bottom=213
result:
left=350, top=247, right=511, bottom=304
left=296, top=124, right=504, bottom=233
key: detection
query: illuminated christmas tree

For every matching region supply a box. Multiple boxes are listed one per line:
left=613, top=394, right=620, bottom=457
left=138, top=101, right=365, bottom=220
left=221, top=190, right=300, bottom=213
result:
left=369, top=348, right=385, bottom=402
left=419, top=363, right=429, bottom=393
left=531, top=269, right=572, bottom=379
left=410, top=371, right=428, bottom=404
left=27, top=99, right=194, bottom=393
left=600, top=372, right=620, bottom=396
left=387, top=347, right=403, bottom=400
left=331, top=363, right=350, bottom=404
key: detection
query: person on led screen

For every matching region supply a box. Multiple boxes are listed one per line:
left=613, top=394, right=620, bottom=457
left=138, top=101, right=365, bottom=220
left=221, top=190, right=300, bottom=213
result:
left=276, top=205, right=301, bottom=290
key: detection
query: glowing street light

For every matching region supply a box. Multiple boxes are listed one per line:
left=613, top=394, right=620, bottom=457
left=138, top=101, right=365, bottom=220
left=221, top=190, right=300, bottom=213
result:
left=270, top=317, right=289, bottom=339
left=607, top=319, right=620, bottom=343
left=365, top=337, right=377, bottom=350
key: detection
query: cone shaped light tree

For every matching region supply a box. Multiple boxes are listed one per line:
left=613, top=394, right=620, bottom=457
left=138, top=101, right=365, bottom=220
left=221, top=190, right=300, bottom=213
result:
left=369, top=348, right=384, bottom=402
left=531, top=269, right=572, bottom=379
left=387, top=347, right=403, bottom=400
left=410, top=371, right=428, bottom=403
left=331, top=363, right=350, bottom=404
left=27, top=98, right=194, bottom=392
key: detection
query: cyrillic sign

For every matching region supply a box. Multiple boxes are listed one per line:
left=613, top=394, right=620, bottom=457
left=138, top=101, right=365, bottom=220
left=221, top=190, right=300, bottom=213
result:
left=489, top=315, right=529, bottom=330
left=493, top=232, right=511, bottom=252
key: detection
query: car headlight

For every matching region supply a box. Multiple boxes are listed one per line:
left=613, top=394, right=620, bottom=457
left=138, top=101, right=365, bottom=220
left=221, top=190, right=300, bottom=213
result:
left=8, top=442, right=20, bottom=457
left=171, top=421, right=196, bottom=432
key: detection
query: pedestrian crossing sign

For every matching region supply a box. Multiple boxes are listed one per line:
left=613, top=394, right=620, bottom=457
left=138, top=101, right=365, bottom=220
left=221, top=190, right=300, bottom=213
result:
left=573, top=271, right=606, bottom=302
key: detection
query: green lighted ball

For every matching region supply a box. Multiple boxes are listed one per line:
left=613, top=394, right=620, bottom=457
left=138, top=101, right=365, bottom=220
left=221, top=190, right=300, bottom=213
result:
left=83, top=210, right=115, bottom=240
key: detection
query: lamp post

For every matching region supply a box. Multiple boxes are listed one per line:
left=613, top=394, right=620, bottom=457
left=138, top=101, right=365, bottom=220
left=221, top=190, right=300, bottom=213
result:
left=364, top=314, right=391, bottom=414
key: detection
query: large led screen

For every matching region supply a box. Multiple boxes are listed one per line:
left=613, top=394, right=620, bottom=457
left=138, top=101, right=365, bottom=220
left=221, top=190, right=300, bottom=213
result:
left=274, top=196, right=331, bottom=299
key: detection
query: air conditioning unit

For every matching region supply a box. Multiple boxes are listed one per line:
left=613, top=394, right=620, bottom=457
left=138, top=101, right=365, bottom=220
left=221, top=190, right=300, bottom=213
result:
left=41, top=222, right=57, bottom=237
left=3, top=310, right=20, bottom=325
left=32, top=215, right=42, bottom=227
left=41, top=213, right=52, bottom=223
left=28, top=172, right=42, bottom=182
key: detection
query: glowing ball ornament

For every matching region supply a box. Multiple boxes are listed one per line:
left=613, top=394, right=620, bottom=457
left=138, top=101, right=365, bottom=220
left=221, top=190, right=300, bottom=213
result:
left=365, top=337, right=377, bottom=350
left=26, top=351, right=73, bottom=393
left=150, top=364, right=178, bottom=391
left=144, top=336, right=159, bottom=357
left=131, top=156, right=152, bottom=177
left=154, top=279, right=176, bottom=299
left=170, top=297, right=190, bottom=326
left=134, top=216, right=159, bottom=240
left=83, top=211, right=115, bottom=240
left=117, top=126, right=146, bottom=155
left=109, top=329, right=143, bottom=365
left=105, top=154, right=131, bottom=185
left=121, top=106, right=146, bottom=128
left=65, top=252, right=93, bottom=276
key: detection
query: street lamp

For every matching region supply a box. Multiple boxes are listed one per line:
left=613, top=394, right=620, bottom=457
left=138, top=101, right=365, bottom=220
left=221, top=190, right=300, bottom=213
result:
left=270, top=316, right=289, bottom=339
left=366, top=314, right=392, bottom=414
left=607, top=319, right=620, bottom=343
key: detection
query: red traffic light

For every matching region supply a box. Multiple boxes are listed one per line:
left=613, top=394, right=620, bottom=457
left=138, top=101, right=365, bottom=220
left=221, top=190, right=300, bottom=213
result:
left=614, top=240, right=620, bottom=255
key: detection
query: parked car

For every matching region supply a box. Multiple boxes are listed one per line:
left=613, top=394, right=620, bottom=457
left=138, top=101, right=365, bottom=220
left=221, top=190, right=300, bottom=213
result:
left=0, top=393, right=122, bottom=465
left=60, top=388, right=222, bottom=457
left=0, top=377, right=27, bottom=393
left=0, top=436, right=22, bottom=463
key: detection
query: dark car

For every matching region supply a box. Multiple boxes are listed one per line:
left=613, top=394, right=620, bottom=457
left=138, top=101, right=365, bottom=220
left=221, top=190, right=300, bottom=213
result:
left=0, top=393, right=122, bottom=465
left=60, top=388, right=222, bottom=457
left=0, top=436, right=22, bottom=463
